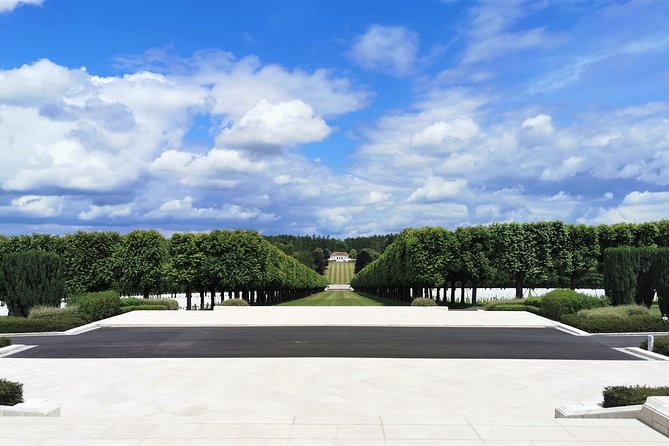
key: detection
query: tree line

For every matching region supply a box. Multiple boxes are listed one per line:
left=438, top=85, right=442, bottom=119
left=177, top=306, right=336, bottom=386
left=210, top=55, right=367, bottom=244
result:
left=0, top=230, right=327, bottom=309
left=350, top=221, right=669, bottom=304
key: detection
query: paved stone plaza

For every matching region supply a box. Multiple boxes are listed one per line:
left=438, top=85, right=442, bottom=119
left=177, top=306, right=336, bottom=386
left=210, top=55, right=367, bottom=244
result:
left=1, top=309, right=668, bottom=444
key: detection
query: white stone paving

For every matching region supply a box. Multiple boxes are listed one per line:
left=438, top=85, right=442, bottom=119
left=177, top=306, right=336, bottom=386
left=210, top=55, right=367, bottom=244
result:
left=97, top=307, right=558, bottom=328
left=0, top=308, right=667, bottom=444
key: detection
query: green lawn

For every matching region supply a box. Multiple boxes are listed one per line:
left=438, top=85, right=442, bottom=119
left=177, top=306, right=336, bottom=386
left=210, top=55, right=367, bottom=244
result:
left=278, top=290, right=404, bottom=306
left=325, top=262, right=355, bottom=284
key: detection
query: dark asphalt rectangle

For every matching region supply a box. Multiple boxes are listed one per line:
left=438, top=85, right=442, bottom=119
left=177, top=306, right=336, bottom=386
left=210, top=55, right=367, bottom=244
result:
left=8, top=327, right=637, bottom=360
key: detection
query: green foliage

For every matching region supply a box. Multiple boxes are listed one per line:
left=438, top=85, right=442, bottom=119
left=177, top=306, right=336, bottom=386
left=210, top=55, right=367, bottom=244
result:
left=311, top=248, right=327, bottom=275
left=0, top=314, right=90, bottom=333
left=655, top=248, right=669, bottom=317
left=75, top=291, right=121, bottom=320
left=603, top=247, right=639, bottom=305
left=28, top=305, right=82, bottom=319
left=0, top=250, right=65, bottom=317
left=541, top=289, right=608, bottom=320
left=562, top=305, right=669, bottom=333
left=603, top=385, right=669, bottom=408
left=484, top=298, right=529, bottom=310
left=488, top=304, right=541, bottom=314
left=0, top=337, right=11, bottom=348
left=114, top=230, right=167, bottom=298
left=61, top=231, right=120, bottom=294
left=640, top=336, right=669, bottom=356
left=411, top=298, right=437, bottom=306
left=354, top=248, right=380, bottom=274
left=221, top=298, right=250, bottom=306
left=120, top=297, right=178, bottom=310
left=121, top=305, right=168, bottom=313
left=0, top=379, right=23, bottom=406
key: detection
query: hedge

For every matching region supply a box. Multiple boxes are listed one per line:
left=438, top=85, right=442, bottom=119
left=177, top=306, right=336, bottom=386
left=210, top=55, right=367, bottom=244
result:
left=541, top=289, right=608, bottom=320
left=0, top=314, right=89, bottom=333
left=0, top=337, right=11, bottom=348
left=640, top=336, right=669, bottom=356
left=0, top=379, right=23, bottom=406
left=562, top=306, right=669, bottom=333
left=72, top=291, right=121, bottom=320
left=484, top=299, right=528, bottom=310
left=220, top=299, right=249, bottom=306
left=489, top=304, right=541, bottom=314
left=120, top=297, right=178, bottom=310
left=411, top=298, right=437, bottom=306
left=603, top=385, right=669, bottom=407
left=120, top=305, right=169, bottom=313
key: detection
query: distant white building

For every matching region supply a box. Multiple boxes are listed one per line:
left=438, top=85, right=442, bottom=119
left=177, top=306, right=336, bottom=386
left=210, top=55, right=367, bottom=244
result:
left=329, top=251, right=352, bottom=262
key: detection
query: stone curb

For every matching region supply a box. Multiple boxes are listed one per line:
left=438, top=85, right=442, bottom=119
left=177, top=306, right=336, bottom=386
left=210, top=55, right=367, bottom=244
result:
left=557, top=396, right=669, bottom=437
left=0, top=344, right=35, bottom=358
left=0, top=399, right=60, bottom=417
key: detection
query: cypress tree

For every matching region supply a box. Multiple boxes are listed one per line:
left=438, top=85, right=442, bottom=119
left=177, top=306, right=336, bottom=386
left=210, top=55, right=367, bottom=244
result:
left=603, top=247, right=639, bottom=305
left=0, top=250, right=65, bottom=317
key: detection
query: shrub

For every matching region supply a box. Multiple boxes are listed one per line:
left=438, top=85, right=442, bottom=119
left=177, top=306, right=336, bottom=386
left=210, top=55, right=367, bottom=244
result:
left=640, top=336, right=669, bottom=356
left=28, top=305, right=82, bottom=319
left=0, top=250, right=65, bottom=317
left=411, top=298, right=437, bottom=306
left=119, top=297, right=145, bottom=307
left=525, top=296, right=543, bottom=308
left=72, top=291, right=121, bottom=320
left=220, top=299, right=249, bottom=306
left=67, top=290, right=118, bottom=307
left=489, top=304, right=541, bottom=314
left=120, top=305, right=169, bottom=313
left=0, top=379, right=23, bottom=406
left=562, top=306, right=669, bottom=333
left=541, top=289, right=608, bottom=320
left=484, top=298, right=527, bottom=310
left=0, top=314, right=90, bottom=333
left=143, top=298, right=178, bottom=310
left=603, top=385, right=669, bottom=408
left=0, top=337, right=11, bottom=348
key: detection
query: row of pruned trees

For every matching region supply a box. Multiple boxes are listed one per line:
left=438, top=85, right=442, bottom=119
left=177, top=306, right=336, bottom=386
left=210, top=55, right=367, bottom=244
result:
left=0, top=230, right=327, bottom=309
left=350, top=221, right=669, bottom=304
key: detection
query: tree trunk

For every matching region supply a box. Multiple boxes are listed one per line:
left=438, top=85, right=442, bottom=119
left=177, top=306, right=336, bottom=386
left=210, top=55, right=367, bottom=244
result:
left=515, top=278, right=523, bottom=299
left=450, top=282, right=456, bottom=304
left=186, top=288, right=192, bottom=310
left=143, top=287, right=149, bottom=299
left=472, top=284, right=478, bottom=306
left=200, top=291, right=205, bottom=310
left=460, top=285, right=465, bottom=304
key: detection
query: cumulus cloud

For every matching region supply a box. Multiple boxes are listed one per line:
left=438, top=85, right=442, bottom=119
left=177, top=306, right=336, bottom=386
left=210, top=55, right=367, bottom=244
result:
left=350, top=25, right=419, bottom=76
left=216, top=99, right=331, bottom=152
left=144, top=196, right=276, bottom=222
left=411, top=118, right=479, bottom=149
left=408, top=177, right=468, bottom=203
left=0, top=0, right=42, bottom=14
left=585, top=191, right=669, bottom=224
left=78, top=203, right=133, bottom=221
left=8, top=195, right=63, bottom=217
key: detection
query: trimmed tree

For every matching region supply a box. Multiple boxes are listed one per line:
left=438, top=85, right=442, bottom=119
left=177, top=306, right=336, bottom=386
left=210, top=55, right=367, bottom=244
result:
left=0, top=250, right=65, bottom=317
left=114, top=230, right=167, bottom=298
left=603, top=247, right=639, bottom=305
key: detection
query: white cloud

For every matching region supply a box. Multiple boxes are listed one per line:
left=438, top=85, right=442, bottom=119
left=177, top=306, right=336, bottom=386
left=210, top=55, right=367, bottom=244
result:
left=462, top=0, right=563, bottom=64
left=216, top=99, right=331, bottom=152
left=10, top=195, right=63, bottom=217
left=585, top=191, right=669, bottom=224
left=0, top=0, right=42, bottom=14
left=208, top=56, right=369, bottom=119
left=408, top=177, right=468, bottom=203
left=78, top=203, right=133, bottom=221
left=144, top=196, right=277, bottom=222
left=411, top=118, right=479, bottom=149
left=349, top=25, right=419, bottom=76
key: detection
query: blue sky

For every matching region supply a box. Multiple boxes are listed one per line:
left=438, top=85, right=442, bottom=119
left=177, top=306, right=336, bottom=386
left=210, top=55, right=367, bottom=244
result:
left=1, top=0, right=668, bottom=237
